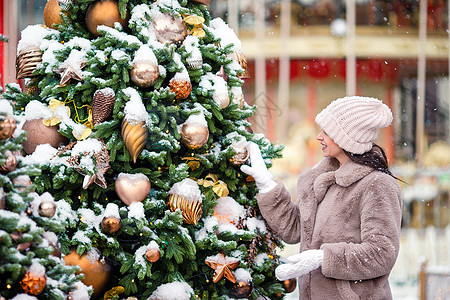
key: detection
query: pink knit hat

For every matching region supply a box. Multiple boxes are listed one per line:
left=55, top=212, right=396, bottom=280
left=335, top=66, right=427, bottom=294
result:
left=315, top=96, right=393, bottom=154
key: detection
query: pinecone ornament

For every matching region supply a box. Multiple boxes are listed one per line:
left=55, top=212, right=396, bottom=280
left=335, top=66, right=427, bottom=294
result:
left=169, top=77, right=192, bottom=100
left=92, top=88, right=115, bottom=125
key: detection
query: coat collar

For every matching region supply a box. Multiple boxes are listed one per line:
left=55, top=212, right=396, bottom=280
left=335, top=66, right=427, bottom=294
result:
left=313, top=158, right=374, bottom=201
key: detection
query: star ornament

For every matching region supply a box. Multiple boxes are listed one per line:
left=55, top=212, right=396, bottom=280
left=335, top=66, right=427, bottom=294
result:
left=55, top=57, right=87, bottom=86
left=205, top=252, right=240, bottom=283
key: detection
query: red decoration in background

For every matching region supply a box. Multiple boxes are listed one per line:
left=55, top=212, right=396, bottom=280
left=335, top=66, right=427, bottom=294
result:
left=307, top=59, right=330, bottom=79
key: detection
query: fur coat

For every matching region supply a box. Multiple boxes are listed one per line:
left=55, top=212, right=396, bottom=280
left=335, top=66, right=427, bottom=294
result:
left=257, top=158, right=402, bottom=299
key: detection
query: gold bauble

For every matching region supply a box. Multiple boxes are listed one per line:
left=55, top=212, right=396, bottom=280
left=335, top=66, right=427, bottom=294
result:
left=43, top=0, right=62, bottom=29
left=38, top=201, right=56, bottom=217
left=0, top=151, right=17, bottom=174
left=121, top=119, right=148, bottom=163
left=229, top=147, right=249, bottom=166
left=214, top=92, right=230, bottom=109
left=12, top=175, right=33, bottom=192
left=130, top=62, right=159, bottom=88
left=228, top=281, right=252, bottom=298
left=168, top=194, right=202, bottom=225
left=20, top=272, right=47, bottom=295
left=169, top=78, right=192, bottom=100
left=86, top=0, right=128, bottom=37
left=63, top=250, right=111, bottom=298
left=16, top=47, right=43, bottom=79
left=0, top=116, right=16, bottom=140
left=152, top=13, right=187, bottom=44
left=101, top=216, right=121, bottom=234
left=145, top=248, right=160, bottom=262
left=180, top=122, right=209, bottom=149
left=22, top=119, right=67, bottom=154
left=115, top=173, right=151, bottom=206
left=282, top=278, right=297, bottom=293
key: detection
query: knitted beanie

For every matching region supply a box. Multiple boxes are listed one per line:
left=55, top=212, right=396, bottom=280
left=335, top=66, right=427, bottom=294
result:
left=315, top=96, right=393, bottom=154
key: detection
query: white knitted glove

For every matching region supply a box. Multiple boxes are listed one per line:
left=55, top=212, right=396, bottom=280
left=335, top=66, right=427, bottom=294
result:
left=275, top=249, right=324, bottom=281
left=240, top=142, right=277, bottom=194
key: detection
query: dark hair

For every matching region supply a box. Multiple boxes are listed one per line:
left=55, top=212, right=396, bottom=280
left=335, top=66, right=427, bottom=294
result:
left=343, top=144, right=402, bottom=181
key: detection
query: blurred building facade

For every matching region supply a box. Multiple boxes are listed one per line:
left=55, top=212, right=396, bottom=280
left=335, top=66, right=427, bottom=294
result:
left=0, top=0, right=449, bottom=288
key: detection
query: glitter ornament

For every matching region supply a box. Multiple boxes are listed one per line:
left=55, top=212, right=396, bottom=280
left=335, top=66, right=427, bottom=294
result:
left=22, top=119, right=67, bottom=154
left=20, top=269, right=47, bottom=296
left=92, top=88, right=115, bottom=125
left=43, top=0, right=62, bottom=29
left=0, top=116, right=16, bottom=139
left=121, top=119, right=148, bottom=163
left=186, top=53, right=203, bottom=70
left=101, top=216, right=121, bottom=234
left=152, top=13, right=187, bottom=44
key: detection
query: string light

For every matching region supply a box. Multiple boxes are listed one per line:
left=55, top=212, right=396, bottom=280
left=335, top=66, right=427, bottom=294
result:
left=6, top=284, right=11, bottom=289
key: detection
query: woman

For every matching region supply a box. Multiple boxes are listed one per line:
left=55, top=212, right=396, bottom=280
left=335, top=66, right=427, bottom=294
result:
left=241, top=96, right=403, bottom=299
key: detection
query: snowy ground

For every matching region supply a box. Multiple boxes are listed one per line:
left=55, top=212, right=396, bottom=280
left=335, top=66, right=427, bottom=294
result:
left=279, top=244, right=420, bottom=300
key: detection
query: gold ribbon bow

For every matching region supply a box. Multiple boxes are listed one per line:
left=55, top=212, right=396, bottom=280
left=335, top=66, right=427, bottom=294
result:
left=197, top=174, right=229, bottom=197
left=104, top=286, right=125, bottom=300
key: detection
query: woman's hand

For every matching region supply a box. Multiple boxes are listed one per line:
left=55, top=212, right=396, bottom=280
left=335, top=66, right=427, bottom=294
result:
left=275, top=249, right=324, bottom=280
left=240, top=142, right=277, bottom=193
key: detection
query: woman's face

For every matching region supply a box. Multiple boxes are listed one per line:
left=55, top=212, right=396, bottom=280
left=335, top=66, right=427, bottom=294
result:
left=316, top=130, right=349, bottom=164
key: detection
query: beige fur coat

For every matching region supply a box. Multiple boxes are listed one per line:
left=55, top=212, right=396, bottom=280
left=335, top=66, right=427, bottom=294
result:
left=257, top=158, right=402, bottom=299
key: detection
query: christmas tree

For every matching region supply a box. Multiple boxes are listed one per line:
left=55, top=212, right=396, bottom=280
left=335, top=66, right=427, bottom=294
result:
left=0, top=100, right=87, bottom=299
left=3, top=0, right=288, bottom=299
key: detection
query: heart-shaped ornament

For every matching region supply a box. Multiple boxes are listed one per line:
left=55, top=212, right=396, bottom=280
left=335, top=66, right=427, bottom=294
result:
left=115, top=173, right=151, bottom=205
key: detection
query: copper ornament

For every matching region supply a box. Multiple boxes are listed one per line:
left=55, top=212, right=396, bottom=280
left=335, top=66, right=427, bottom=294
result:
left=169, top=78, right=192, bottom=100
left=22, top=119, right=67, bottom=154
left=152, top=13, right=187, bottom=44
left=228, top=281, right=253, bottom=298
left=16, top=47, right=43, bottom=79
left=85, top=0, right=128, bottom=37
left=20, top=272, right=47, bottom=295
left=115, top=173, right=150, bottom=206
left=92, top=88, right=116, bottom=125
left=12, top=175, right=33, bottom=192
left=43, top=0, right=62, bottom=29
left=0, top=116, right=16, bottom=139
left=121, top=119, right=148, bottom=163
left=55, top=60, right=86, bottom=86
left=101, top=216, right=121, bottom=234
left=38, top=201, right=57, bottom=217
left=0, top=151, right=17, bottom=174
left=232, top=51, right=250, bottom=79
left=180, top=122, right=209, bottom=149
left=167, top=193, right=202, bottom=225
left=205, top=252, right=240, bottom=283
left=63, top=250, right=111, bottom=298
left=145, top=248, right=160, bottom=262
left=130, top=61, right=159, bottom=88
left=282, top=278, right=297, bottom=293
